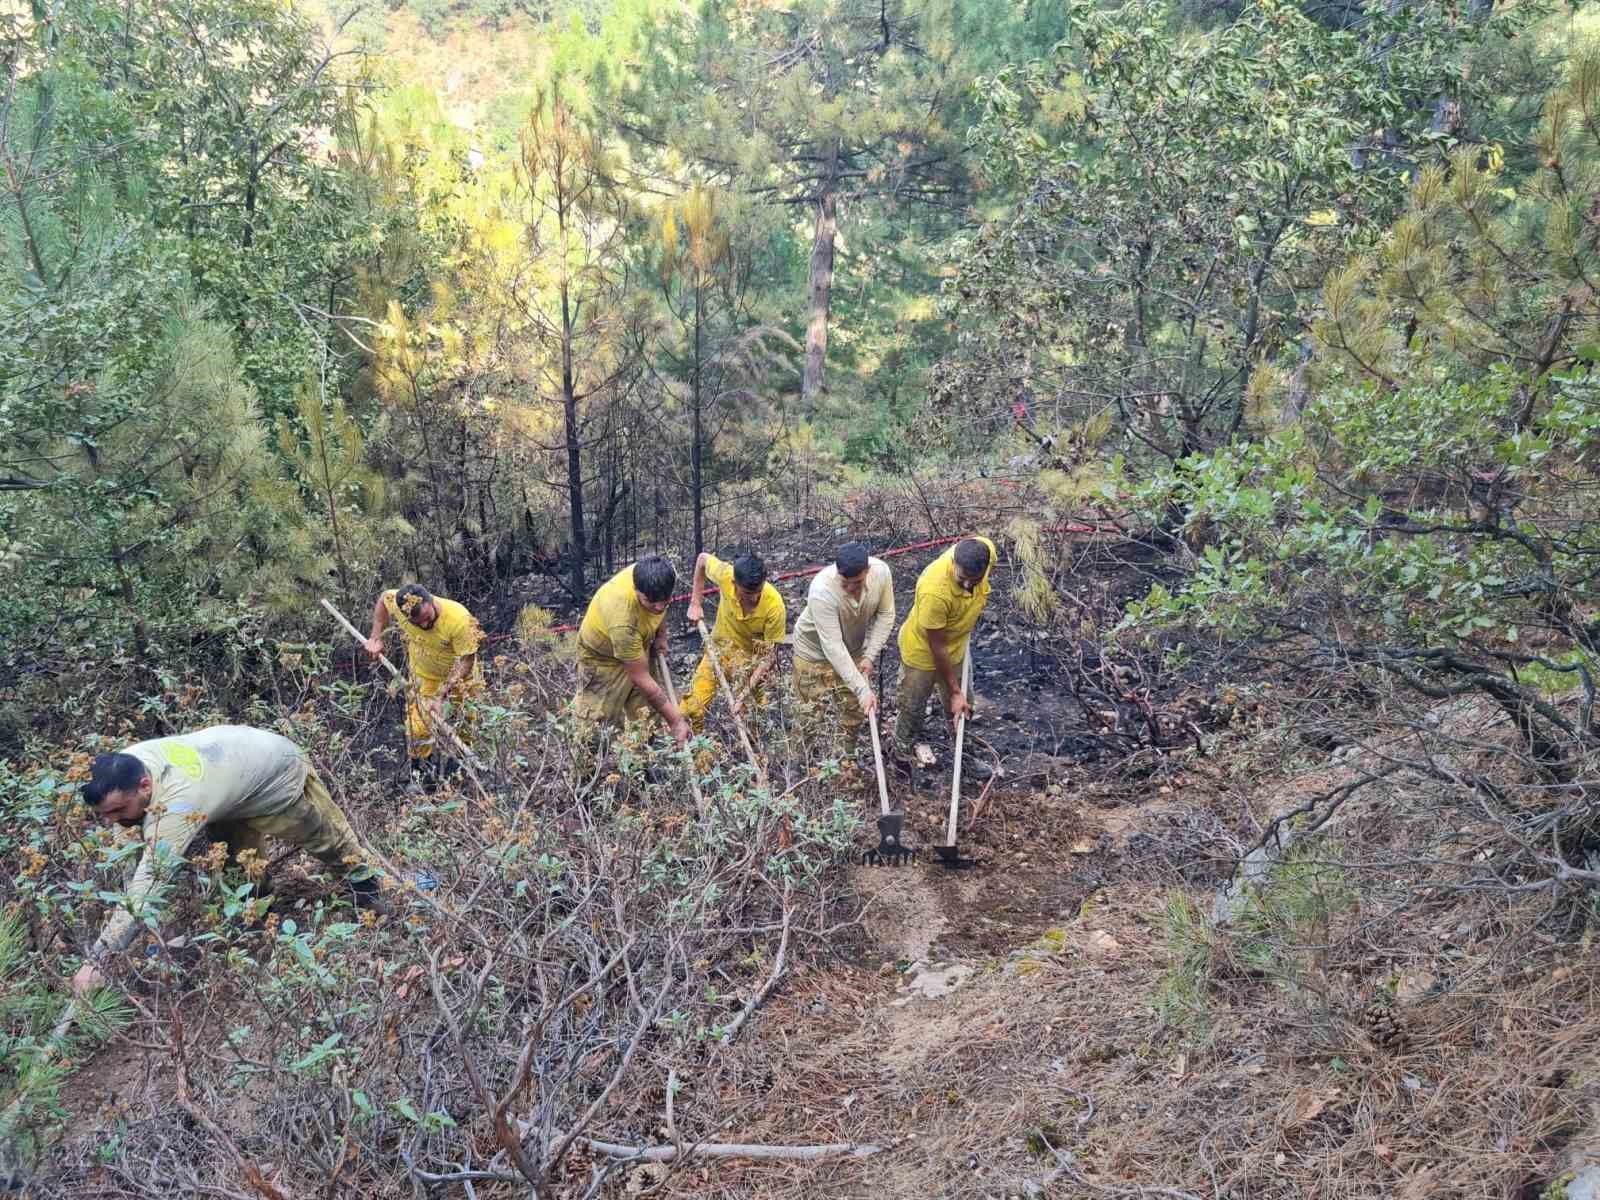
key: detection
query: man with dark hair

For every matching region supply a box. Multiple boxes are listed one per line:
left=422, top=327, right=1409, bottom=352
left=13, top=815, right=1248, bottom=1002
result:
left=71, top=725, right=386, bottom=996
left=573, top=555, right=691, bottom=745
left=792, top=541, right=895, bottom=736
left=631, top=555, right=677, bottom=603
left=683, top=549, right=786, bottom=730
left=365, top=582, right=483, bottom=790
left=894, top=535, right=998, bottom=769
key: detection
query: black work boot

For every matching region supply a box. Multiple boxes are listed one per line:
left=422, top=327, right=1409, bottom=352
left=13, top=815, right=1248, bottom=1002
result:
left=891, top=752, right=917, bottom=786
left=348, top=874, right=393, bottom=918
left=409, top=756, right=440, bottom=794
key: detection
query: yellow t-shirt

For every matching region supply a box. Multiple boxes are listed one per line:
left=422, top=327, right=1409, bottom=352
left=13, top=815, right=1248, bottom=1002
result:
left=578, top=564, right=667, bottom=664
left=382, top=591, right=483, bottom=681
left=705, top=554, right=786, bottom=652
left=897, top=537, right=998, bottom=671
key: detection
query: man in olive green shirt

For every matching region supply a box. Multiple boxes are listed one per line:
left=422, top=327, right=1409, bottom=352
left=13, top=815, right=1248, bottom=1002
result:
left=71, top=725, right=386, bottom=995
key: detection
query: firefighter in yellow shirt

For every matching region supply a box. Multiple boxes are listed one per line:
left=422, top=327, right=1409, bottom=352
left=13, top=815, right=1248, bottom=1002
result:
left=364, top=582, right=483, bottom=790
left=573, top=556, right=692, bottom=746
left=682, top=551, right=785, bottom=730
left=893, top=537, right=998, bottom=773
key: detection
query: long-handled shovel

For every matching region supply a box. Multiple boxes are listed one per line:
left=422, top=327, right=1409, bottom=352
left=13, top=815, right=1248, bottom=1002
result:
left=655, top=649, right=707, bottom=820
left=694, top=619, right=768, bottom=792
left=862, top=710, right=914, bottom=865
left=935, top=653, right=978, bottom=870
left=320, top=598, right=493, bottom=807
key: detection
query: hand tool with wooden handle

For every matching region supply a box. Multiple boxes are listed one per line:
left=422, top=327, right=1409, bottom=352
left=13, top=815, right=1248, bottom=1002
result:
left=935, top=652, right=977, bottom=869
left=862, top=710, right=914, bottom=865
left=694, top=618, right=768, bottom=791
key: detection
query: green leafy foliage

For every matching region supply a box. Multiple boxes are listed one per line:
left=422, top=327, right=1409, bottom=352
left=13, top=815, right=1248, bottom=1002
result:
left=945, top=0, right=1541, bottom=459
left=1317, top=46, right=1600, bottom=409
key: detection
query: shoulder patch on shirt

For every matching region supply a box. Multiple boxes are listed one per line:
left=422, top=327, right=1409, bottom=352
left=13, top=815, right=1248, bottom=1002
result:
left=161, top=741, right=205, bottom=781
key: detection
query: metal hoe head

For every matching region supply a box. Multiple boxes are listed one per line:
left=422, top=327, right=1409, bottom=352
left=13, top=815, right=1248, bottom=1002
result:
left=862, top=812, right=916, bottom=866
left=933, top=843, right=977, bottom=870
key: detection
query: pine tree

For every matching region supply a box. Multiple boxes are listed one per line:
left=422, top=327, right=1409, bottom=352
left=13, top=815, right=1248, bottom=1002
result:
left=610, top=0, right=1058, bottom=403
left=1315, top=46, right=1600, bottom=422
left=260, top=372, right=400, bottom=600
left=499, top=93, right=642, bottom=598
left=651, top=184, right=792, bottom=554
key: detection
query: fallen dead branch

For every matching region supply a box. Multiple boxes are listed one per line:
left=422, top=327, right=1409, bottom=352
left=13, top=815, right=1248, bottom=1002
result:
left=720, top=888, right=793, bottom=1044
left=573, top=1136, right=884, bottom=1162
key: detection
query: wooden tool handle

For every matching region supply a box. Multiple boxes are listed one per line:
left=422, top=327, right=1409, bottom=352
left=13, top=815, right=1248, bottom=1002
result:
left=868, top=710, right=892, bottom=819
left=657, top=650, right=707, bottom=818
left=945, top=653, right=974, bottom=847
left=320, top=596, right=403, bottom=681
left=657, top=648, right=681, bottom=706
left=696, top=619, right=768, bottom=790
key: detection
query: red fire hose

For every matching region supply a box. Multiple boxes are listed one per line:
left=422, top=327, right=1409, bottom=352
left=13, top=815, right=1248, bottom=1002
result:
left=521, top=520, right=1123, bottom=638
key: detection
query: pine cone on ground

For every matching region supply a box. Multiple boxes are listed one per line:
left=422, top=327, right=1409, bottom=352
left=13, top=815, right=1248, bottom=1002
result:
left=1361, top=997, right=1407, bottom=1050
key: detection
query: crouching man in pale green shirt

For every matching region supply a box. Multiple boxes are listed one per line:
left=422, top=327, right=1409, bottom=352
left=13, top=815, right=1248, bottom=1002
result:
left=71, top=725, right=388, bottom=995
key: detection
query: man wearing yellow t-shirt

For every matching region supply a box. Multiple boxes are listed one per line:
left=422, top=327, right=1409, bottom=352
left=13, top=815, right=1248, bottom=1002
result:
left=683, top=550, right=785, bottom=730
left=364, top=582, right=483, bottom=789
left=573, top=555, right=691, bottom=746
left=893, top=537, right=998, bottom=769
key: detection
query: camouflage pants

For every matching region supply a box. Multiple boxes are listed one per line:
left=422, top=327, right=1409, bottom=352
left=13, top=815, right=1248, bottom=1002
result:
left=792, top=655, right=867, bottom=737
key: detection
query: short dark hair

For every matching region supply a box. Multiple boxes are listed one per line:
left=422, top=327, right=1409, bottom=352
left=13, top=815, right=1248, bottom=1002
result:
left=633, top=555, right=676, bottom=602
left=395, top=583, right=433, bottom=617
left=80, top=752, right=148, bottom=808
left=732, top=553, right=767, bottom=591
left=953, top=538, right=991, bottom=577
left=835, top=542, right=869, bottom=578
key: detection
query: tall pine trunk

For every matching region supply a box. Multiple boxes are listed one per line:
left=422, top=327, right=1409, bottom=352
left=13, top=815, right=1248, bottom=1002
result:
left=801, top=143, right=841, bottom=402
left=691, top=281, right=705, bottom=554
left=562, top=278, right=585, bottom=600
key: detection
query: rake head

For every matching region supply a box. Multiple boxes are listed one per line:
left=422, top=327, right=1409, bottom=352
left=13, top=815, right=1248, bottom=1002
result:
left=934, top=843, right=977, bottom=870
left=862, top=812, right=916, bottom=866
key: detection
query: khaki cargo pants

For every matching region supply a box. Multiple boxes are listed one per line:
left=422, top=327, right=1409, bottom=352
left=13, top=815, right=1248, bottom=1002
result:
left=572, top=642, right=655, bottom=729
left=893, top=658, right=966, bottom=757
left=793, top=655, right=867, bottom=738
left=204, top=768, right=374, bottom=880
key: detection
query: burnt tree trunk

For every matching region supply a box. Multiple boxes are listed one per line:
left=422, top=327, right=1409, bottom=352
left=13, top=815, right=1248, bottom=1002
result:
left=691, top=280, right=705, bottom=555
left=562, top=282, right=585, bottom=600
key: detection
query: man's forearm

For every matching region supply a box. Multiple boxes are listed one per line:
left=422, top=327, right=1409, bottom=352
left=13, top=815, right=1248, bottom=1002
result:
left=862, top=603, right=895, bottom=662
left=928, top=634, right=961, bottom=696
left=689, top=553, right=709, bottom=612
left=822, top=636, right=869, bottom=700
left=748, top=648, right=776, bottom=690
left=627, top=658, right=674, bottom=719
left=645, top=682, right=679, bottom=723
left=442, top=653, right=476, bottom=693
left=91, top=842, right=166, bottom=958
left=368, top=594, right=390, bottom=641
